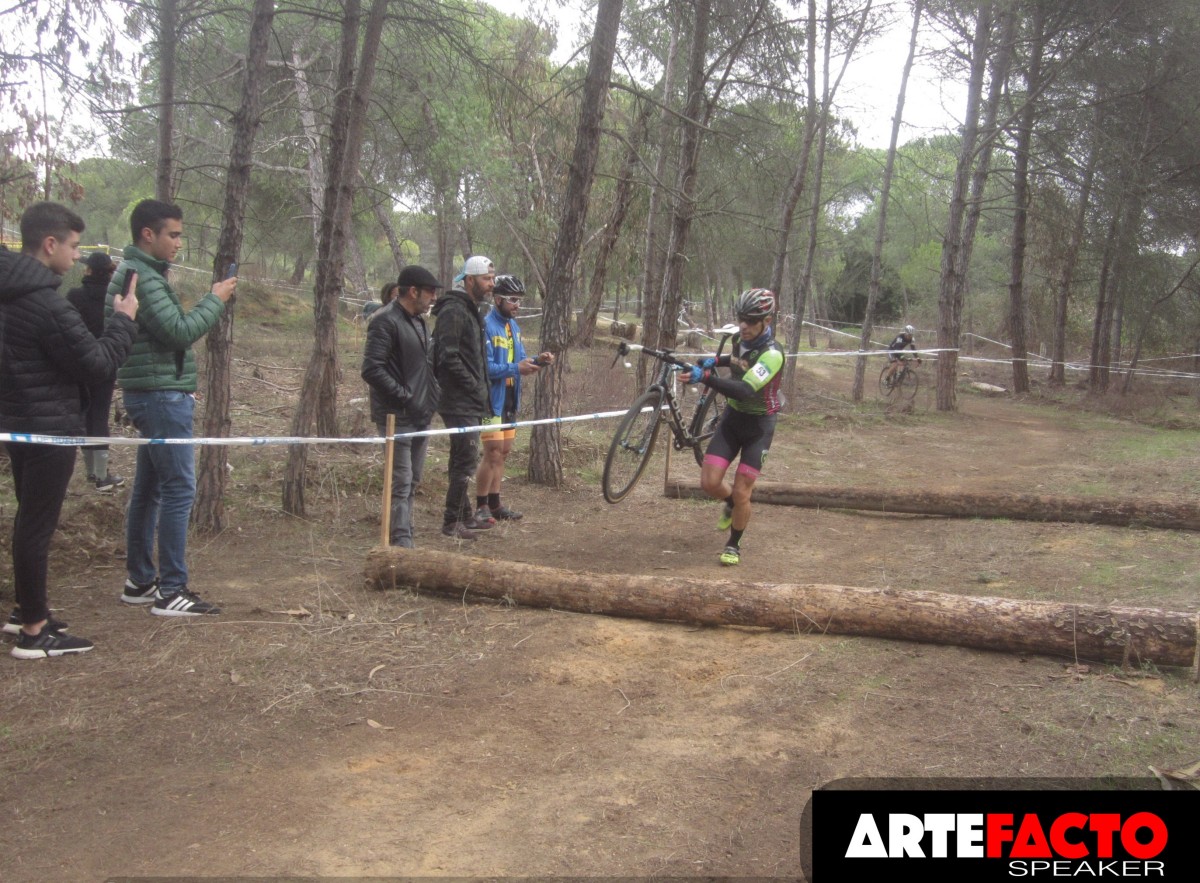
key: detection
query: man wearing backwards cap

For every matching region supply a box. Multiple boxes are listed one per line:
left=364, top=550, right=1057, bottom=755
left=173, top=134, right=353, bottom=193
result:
left=361, top=265, right=441, bottom=547
left=431, top=255, right=494, bottom=540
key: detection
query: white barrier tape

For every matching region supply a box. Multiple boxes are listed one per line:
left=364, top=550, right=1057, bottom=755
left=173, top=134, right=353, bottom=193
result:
left=1, top=407, right=637, bottom=448
left=659, top=347, right=954, bottom=360
left=953, top=354, right=1200, bottom=380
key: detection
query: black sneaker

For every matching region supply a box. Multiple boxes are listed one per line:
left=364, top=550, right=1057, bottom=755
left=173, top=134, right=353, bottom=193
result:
left=95, top=473, right=126, bottom=493
left=3, top=608, right=69, bottom=636
left=152, top=589, right=221, bottom=617
left=441, top=522, right=479, bottom=541
left=491, top=505, right=523, bottom=521
left=11, top=627, right=94, bottom=659
left=120, top=577, right=159, bottom=605
left=462, top=513, right=494, bottom=531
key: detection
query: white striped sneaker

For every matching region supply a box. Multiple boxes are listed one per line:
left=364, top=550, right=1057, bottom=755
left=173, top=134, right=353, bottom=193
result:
left=120, top=578, right=159, bottom=605
left=151, top=589, right=221, bottom=617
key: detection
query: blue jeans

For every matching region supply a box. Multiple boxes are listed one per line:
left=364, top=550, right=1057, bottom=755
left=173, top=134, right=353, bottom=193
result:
left=379, top=422, right=430, bottom=547
left=123, top=390, right=197, bottom=595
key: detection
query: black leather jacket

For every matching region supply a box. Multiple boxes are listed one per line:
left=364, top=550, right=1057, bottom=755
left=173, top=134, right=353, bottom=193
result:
left=360, top=301, right=440, bottom=427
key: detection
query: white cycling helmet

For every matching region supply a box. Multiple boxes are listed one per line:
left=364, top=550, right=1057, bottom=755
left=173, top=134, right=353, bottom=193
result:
left=904, top=324, right=914, bottom=335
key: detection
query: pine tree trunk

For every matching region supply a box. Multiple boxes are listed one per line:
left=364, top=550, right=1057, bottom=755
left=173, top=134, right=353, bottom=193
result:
left=528, top=0, right=623, bottom=486
left=936, top=2, right=995, bottom=412
left=1007, top=1, right=1045, bottom=394
left=855, top=0, right=923, bottom=402
left=572, top=100, right=649, bottom=348
left=155, top=0, right=178, bottom=201
left=655, top=0, right=712, bottom=355
left=1050, top=102, right=1100, bottom=386
left=283, top=0, right=389, bottom=515
left=637, top=24, right=679, bottom=385
left=194, top=0, right=275, bottom=533
left=667, top=478, right=1200, bottom=532
left=772, top=0, right=819, bottom=352
left=365, top=548, right=1199, bottom=668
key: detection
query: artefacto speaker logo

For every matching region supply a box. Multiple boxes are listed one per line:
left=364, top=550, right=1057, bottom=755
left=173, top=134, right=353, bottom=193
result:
left=844, top=810, right=1166, bottom=875
left=801, top=779, right=1195, bottom=882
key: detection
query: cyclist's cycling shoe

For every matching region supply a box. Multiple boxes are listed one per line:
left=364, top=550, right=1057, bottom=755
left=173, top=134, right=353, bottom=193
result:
left=719, top=545, right=741, bottom=566
left=717, top=502, right=734, bottom=531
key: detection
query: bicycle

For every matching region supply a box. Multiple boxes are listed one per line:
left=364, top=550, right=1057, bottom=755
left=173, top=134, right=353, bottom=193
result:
left=879, top=356, right=921, bottom=404
left=602, top=328, right=735, bottom=504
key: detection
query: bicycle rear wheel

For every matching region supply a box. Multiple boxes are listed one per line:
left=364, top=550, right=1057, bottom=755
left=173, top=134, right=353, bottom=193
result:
left=687, top=391, right=723, bottom=467
left=894, top=366, right=919, bottom=402
left=687, top=333, right=732, bottom=466
left=602, top=390, right=664, bottom=503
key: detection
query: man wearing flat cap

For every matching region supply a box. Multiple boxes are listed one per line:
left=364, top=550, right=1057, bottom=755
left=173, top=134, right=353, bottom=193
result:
left=431, top=255, right=494, bottom=540
left=361, top=265, right=442, bottom=547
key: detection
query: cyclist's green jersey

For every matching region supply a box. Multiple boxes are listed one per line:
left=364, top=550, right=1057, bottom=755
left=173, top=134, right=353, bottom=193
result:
left=724, top=335, right=785, bottom=416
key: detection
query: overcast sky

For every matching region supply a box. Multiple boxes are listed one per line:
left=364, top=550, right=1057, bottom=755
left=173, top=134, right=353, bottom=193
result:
left=485, top=0, right=966, bottom=149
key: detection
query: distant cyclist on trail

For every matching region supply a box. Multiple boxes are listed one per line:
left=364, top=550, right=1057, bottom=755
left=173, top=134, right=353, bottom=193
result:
left=679, top=288, right=783, bottom=566
left=884, top=324, right=920, bottom=387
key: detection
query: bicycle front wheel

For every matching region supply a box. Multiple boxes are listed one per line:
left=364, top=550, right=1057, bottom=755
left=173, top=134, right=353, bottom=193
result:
left=687, top=391, right=723, bottom=467
left=878, top=365, right=895, bottom=399
left=602, top=390, right=664, bottom=503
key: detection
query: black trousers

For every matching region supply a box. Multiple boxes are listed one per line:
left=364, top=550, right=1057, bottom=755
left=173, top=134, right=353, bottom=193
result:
left=439, top=413, right=481, bottom=526
left=6, top=442, right=76, bottom=625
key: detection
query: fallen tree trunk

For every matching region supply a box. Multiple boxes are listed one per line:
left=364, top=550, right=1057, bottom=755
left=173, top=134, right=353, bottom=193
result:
left=364, top=547, right=1199, bottom=669
left=667, top=479, right=1200, bottom=532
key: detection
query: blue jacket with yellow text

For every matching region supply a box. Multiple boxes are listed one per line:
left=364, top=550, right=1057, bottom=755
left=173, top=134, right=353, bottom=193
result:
left=482, top=305, right=528, bottom=417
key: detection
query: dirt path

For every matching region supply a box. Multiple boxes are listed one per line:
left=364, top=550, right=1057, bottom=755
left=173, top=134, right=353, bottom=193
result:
left=3, top=360, right=1199, bottom=880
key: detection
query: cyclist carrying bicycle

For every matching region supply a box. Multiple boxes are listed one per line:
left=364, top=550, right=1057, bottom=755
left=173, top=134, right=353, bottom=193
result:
left=884, top=324, right=920, bottom=386
left=680, top=288, right=783, bottom=566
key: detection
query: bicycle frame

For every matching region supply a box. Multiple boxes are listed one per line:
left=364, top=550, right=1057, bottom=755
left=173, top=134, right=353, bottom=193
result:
left=603, top=330, right=733, bottom=503
left=619, top=329, right=735, bottom=449
left=618, top=341, right=693, bottom=447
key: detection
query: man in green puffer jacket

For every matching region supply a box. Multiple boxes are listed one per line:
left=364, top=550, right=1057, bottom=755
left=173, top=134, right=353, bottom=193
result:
left=106, top=199, right=237, bottom=617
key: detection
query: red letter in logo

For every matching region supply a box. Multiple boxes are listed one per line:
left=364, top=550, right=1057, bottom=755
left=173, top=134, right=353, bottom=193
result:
left=1121, top=812, right=1167, bottom=860
left=986, top=814, right=1015, bottom=857
left=1011, top=814, right=1052, bottom=859
left=1090, top=814, right=1121, bottom=858
left=1049, top=813, right=1089, bottom=859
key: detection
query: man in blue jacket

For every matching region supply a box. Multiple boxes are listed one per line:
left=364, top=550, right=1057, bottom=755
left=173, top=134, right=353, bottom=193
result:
left=473, top=275, right=553, bottom=524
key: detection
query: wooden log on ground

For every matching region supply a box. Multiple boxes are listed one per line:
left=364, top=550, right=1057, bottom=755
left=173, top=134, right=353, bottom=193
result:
left=667, top=478, right=1200, bottom=532
left=609, top=320, right=638, bottom=341
left=364, top=547, right=1199, bottom=668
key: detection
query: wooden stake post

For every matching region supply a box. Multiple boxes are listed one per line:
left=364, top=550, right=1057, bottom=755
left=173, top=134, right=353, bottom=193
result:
left=379, top=413, right=395, bottom=546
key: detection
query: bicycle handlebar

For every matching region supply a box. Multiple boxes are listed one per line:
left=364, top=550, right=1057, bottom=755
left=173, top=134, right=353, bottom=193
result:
left=617, top=340, right=693, bottom=371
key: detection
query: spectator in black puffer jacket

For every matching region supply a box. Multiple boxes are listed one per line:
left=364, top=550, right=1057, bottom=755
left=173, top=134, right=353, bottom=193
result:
left=431, top=255, right=494, bottom=541
left=0, top=202, right=138, bottom=659
left=67, top=250, right=124, bottom=492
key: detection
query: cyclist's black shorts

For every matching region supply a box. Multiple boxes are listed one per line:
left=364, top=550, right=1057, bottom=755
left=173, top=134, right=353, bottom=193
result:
left=703, top=408, right=777, bottom=476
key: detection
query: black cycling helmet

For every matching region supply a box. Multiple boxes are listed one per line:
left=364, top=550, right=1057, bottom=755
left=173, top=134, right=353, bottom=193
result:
left=493, top=274, right=526, bottom=297
left=735, top=288, right=775, bottom=320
